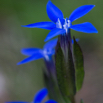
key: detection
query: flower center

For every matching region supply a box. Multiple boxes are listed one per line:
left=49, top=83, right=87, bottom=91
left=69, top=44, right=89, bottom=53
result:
left=56, top=18, right=62, bottom=29
left=43, top=49, right=52, bottom=61
left=56, top=18, right=71, bottom=33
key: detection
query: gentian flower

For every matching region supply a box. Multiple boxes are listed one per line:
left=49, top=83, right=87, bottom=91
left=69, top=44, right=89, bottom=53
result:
left=6, top=88, right=57, bottom=103
left=17, top=38, right=58, bottom=65
left=22, top=0, right=98, bottom=42
left=17, top=38, right=79, bottom=65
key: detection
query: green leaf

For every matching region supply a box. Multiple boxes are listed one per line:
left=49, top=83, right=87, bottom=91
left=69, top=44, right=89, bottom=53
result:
left=73, top=37, right=84, bottom=91
left=55, top=38, right=76, bottom=102
left=43, top=72, right=65, bottom=103
left=67, top=42, right=76, bottom=97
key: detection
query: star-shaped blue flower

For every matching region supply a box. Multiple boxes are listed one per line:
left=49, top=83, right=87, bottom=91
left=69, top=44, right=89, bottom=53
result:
left=6, top=88, right=57, bottom=103
left=17, top=38, right=79, bottom=65
left=17, top=38, right=58, bottom=65
left=22, top=0, right=98, bottom=42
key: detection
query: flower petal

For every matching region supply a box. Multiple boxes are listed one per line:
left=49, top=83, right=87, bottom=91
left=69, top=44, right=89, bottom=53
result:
left=70, top=22, right=98, bottom=33
left=49, top=49, right=55, bottom=55
left=69, top=5, right=95, bottom=22
left=46, top=0, right=64, bottom=23
left=45, top=100, right=58, bottom=103
left=21, top=22, right=56, bottom=30
left=21, top=48, right=42, bottom=56
left=44, top=38, right=58, bottom=49
left=44, top=28, right=66, bottom=42
left=17, top=53, right=43, bottom=65
left=5, top=101, right=28, bottom=103
left=34, top=88, right=48, bottom=103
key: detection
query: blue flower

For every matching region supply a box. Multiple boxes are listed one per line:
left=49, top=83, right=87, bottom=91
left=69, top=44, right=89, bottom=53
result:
left=22, top=0, right=98, bottom=42
left=17, top=38, right=58, bottom=65
left=17, top=38, right=78, bottom=65
left=6, top=88, right=57, bottom=103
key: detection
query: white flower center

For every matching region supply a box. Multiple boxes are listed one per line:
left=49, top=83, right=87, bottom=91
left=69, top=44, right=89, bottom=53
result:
left=56, top=18, right=71, bottom=33
left=56, top=18, right=62, bottom=29
left=43, top=49, right=51, bottom=61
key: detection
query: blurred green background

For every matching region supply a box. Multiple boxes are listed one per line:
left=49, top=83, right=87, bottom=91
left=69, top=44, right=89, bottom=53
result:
left=0, top=0, right=103, bottom=103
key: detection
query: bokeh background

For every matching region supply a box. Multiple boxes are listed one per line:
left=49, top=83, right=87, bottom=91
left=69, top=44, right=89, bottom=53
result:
left=0, top=0, right=103, bottom=103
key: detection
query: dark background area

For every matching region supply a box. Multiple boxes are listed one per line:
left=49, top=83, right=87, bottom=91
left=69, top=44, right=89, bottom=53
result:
left=0, top=0, right=103, bottom=103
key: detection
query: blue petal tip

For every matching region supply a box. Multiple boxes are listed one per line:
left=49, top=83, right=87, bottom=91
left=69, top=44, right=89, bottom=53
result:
left=44, top=39, right=47, bottom=42
left=90, top=5, right=95, bottom=8
left=91, top=5, right=95, bottom=8
left=96, top=30, right=98, bottom=33
left=17, top=62, right=21, bottom=65
left=93, top=5, right=95, bottom=7
left=46, top=0, right=64, bottom=22
left=21, top=25, right=26, bottom=27
left=48, top=0, right=51, bottom=3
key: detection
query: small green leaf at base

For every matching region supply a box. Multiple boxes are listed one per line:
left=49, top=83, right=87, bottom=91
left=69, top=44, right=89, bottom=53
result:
left=73, top=37, right=84, bottom=92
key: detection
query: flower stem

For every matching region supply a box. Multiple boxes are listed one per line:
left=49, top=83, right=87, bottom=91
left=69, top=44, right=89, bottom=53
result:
left=58, top=29, right=76, bottom=103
